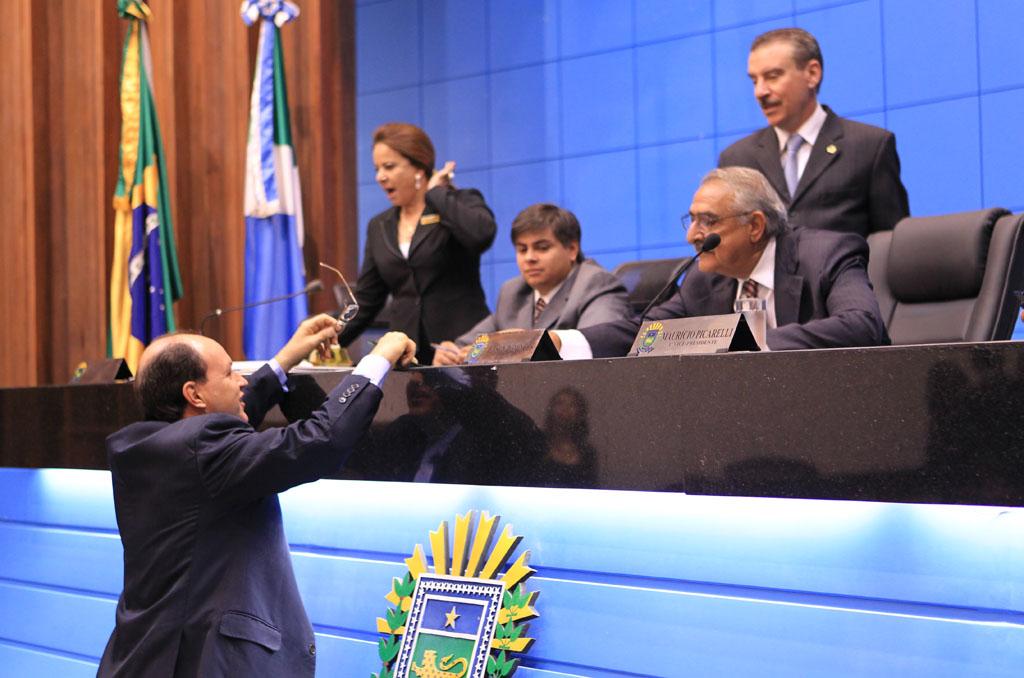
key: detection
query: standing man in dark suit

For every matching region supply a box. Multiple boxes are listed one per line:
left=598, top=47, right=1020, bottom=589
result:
left=98, top=316, right=415, bottom=677
left=550, top=167, right=890, bottom=358
left=431, top=203, right=630, bottom=365
left=719, top=28, right=909, bottom=238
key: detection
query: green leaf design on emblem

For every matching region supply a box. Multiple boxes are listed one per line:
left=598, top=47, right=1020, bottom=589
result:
left=395, top=572, right=416, bottom=597
left=378, top=635, right=400, bottom=663
left=385, top=606, right=407, bottom=630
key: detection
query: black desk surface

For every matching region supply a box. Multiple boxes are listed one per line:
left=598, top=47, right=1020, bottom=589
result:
left=2, top=342, right=1022, bottom=506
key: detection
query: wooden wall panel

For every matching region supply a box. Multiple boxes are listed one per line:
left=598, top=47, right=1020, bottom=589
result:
left=36, top=2, right=122, bottom=385
left=0, top=0, right=39, bottom=387
left=283, top=1, right=361, bottom=313
left=0, top=0, right=358, bottom=385
left=166, top=1, right=253, bottom=358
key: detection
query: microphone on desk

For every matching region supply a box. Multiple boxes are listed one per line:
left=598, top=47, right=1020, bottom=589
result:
left=200, top=279, right=323, bottom=335
left=636, top=233, right=721, bottom=323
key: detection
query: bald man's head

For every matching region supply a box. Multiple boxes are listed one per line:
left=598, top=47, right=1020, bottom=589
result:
left=135, top=334, right=210, bottom=422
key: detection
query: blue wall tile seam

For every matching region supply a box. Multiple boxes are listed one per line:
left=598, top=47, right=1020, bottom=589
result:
left=311, top=623, right=380, bottom=644
left=416, top=0, right=425, bottom=126
left=288, top=543, right=423, bottom=562
left=357, top=0, right=867, bottom=100
left=878, top=0, right=889, bottom=126
left=289, top=550, right=1024, bottom=624
left=355, top=100, right=965, bottom=184
left=0, top=520, right=119, bottom=537
left=0, top=637, right=101, bottom=665
left=974, top=0, right=985, bottom=206
left=555, top=0, right=566, bottom=206
left=532, top=574, right=1024, bottom=624
left=710, top=0, right=720, bottom=158
left=631, top=1, right=642, bottom=253
left=0, top=576, right=118, bottom=602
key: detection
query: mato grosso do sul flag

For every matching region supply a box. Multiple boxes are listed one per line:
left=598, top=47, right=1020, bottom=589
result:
left=110, top=0, right=183, bottom=375
left=241, top=0, right=309, bottom=359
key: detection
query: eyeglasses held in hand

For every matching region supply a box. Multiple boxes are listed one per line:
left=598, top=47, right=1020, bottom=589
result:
left=319, top=262, right=360, bottom=323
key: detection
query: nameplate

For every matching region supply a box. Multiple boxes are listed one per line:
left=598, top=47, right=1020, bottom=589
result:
left=70, top=358, right=132, bottom=384
left=464, top=329, right=561, bottom=365
left=630, top=314, right=761, bottom=357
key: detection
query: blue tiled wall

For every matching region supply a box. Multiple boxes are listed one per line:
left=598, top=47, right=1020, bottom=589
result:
left=3, top=468, right=1023, bottom=675
left=356, top=0, right=1024, bottom=318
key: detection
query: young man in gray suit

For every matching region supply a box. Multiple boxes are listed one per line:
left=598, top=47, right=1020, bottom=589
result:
left=432, top=203, right=629, bottom=365
left=719, top=28, right=909, bottom=238
left=98, top=317, right=415, bottom=677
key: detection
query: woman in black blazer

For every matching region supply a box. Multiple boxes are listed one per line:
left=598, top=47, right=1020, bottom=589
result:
left=338, top=122, right=496, bottom=364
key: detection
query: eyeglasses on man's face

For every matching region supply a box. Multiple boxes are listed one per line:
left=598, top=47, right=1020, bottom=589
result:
left=680, top=211, right=753, bottom=233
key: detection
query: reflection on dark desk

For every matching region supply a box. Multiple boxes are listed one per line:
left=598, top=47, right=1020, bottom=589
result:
left=2, top=343, right=1023, bottom=507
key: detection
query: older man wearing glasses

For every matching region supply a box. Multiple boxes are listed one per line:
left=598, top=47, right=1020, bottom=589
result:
left=552, top=166, right=889, bottom=358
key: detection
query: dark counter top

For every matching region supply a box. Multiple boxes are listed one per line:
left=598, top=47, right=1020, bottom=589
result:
left=3, top=342, right=1023, bottom=506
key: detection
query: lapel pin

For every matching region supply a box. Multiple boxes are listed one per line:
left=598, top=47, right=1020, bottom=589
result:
left=420, top=214, right=440, bottom=225
left=826, top=144, right=838, bottom=155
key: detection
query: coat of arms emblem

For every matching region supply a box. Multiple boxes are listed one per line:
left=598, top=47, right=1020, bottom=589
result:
left=373, top=511, right=539, bottom=678
left=637, top=321, right=664, bottom=353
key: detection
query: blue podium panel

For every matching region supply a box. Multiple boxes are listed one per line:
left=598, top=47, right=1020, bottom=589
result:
left=0, top=642, right=98, bottom=678
left=2, top=469, right=1023, bottom=676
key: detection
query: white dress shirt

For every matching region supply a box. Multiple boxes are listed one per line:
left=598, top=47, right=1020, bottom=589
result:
left=268, top=353, right=392, bottom=390
left=735, top=238, right=778, bottom=330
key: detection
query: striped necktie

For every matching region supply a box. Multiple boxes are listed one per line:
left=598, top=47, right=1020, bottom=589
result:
left=533, top=297, right=547, bottom=325
left=741, top=279, right=759, bottom=299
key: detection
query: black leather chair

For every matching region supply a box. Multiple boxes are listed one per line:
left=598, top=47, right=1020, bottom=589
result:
left=867, top=209, right=1024, bottom=344
left=611, top=256, right=689, bottom=314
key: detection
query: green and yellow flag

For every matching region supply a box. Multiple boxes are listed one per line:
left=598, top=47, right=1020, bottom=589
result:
left=109, top=0, right=182, bottom=374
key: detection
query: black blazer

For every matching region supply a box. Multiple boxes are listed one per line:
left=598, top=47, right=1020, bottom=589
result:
left=339, top=186, right=497, bottom=362
left=98, top=366, right=382, bottom=678
left=719, top=107, right=910, bottom=238
left=580, top=228, right=890, bottom=357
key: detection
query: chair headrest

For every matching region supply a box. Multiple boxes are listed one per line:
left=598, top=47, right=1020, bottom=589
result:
left=888, top=209, right=1008, bottom=303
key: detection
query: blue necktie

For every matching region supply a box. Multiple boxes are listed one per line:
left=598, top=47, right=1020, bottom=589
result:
left=784, top=134, right=805, bottom=199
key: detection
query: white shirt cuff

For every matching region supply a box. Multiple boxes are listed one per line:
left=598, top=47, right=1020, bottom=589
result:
left=268, top=358, right=290, bottom=391
left=553, top=329, right=593, bottom=360
left=352, top=353, right=392, bottom=388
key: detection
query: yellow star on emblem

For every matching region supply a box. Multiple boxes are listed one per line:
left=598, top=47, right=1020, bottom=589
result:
left=444, top=605, right=460, bottom=628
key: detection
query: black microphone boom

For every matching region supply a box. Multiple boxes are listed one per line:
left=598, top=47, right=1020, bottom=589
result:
left=636, top=233, right=721, bottom=323
left=200, top=279, right=323, bottom=335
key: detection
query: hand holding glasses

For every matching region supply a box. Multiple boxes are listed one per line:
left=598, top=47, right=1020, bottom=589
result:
left=319, top=262, right=360, bottom=324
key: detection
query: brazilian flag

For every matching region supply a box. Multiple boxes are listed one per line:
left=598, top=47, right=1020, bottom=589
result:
left=109, top=0, right=183, bottom=374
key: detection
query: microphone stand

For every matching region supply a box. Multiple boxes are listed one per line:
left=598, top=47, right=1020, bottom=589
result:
left=200, top=281, right=323, bottom=336
left=636, top=233, right=722, bottom=324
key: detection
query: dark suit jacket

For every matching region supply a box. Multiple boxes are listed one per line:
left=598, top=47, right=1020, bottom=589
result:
left=719, top=107, right=909, bottom=238
left=455, top=259, right=630, bottom=344
left=339, top=186, right=497, bottom=362
left=98, top=366, right=382, bottom=678
left=580, top=228, right=890, bottom=357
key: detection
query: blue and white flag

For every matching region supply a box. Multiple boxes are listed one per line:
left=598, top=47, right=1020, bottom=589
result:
left=241, top=0, right=307, bottom=359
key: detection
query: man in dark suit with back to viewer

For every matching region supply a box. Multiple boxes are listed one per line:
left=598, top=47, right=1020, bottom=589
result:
left=719, top=28, right=909, bottom=238
left=98, top=315, right=415, bottom=677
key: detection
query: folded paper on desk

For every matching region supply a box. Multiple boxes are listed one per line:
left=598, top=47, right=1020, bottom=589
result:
left=464, top=329, right=561, bottom=365
left=630, top=313, right=762, bottom=357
